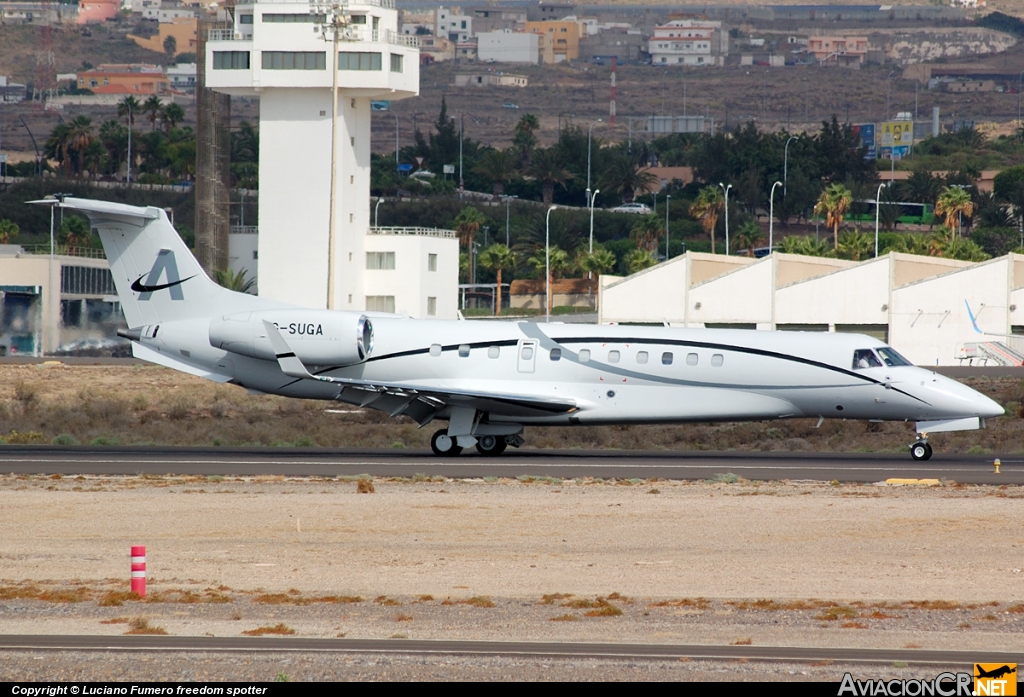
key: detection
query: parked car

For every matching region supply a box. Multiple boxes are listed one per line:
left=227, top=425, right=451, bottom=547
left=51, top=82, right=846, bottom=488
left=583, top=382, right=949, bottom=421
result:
left=610, top=202, right=652, bottom=214
left=502, top=102, right=519, bottom=109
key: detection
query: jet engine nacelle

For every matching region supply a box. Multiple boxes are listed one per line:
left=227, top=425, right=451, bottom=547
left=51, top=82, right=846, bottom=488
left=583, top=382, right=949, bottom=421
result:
left=209, top=310, right=373, bottom=365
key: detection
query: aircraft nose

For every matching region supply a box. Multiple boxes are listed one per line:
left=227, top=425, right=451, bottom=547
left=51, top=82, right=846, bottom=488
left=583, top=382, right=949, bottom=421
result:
left=934, top=375, right=1004, bottom=418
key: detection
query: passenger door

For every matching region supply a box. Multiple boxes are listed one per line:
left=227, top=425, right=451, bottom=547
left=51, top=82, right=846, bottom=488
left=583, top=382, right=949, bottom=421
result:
left=517, top=339, right=538, bottom=373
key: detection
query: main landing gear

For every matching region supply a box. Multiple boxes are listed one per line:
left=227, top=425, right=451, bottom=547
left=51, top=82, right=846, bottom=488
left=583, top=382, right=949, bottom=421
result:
left=429, top=429, right=513, bottom=457
left=910, top=438, right=932, bottom=461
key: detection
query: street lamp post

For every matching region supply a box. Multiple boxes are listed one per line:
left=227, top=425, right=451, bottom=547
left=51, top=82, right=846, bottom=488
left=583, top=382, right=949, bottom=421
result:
left=374, top=197, right=383, bottom=228
left=392, top=111, right=399, bottom=172
left=503, top=195, right=517, bottom=246
left=588, top=189, right=599, bottom=254
left=1019, top=69, right=1024, bottom=127
left=665, top=194, right=671, bottom=260
left=545, top=205, right=556, bottom=323
left=783, top=135, right=797, bottom=199
left=459, top=113, right=464, bottom=199
left=719, top=182, right=732, bottom=255
left=874, top=182, right=888, bottom=258
left=587, top=119, right=602, bottom=207
left=769, top=180, right=783, bottom=252
left=312, top=0, right=348, bottom=310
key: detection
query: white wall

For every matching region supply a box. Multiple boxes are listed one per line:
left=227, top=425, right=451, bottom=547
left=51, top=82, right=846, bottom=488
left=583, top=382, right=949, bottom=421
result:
left=690, top=257, right=772, bottom=326
left=363, top=233, right=459, bottom=319
left=777, top=256, right=890, bottom=326
left=478, top=31, right=539, bottom=63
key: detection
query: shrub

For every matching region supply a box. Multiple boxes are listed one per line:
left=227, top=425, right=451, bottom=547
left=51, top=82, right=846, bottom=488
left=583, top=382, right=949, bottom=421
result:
left=52, top=433, right=81, bottom=446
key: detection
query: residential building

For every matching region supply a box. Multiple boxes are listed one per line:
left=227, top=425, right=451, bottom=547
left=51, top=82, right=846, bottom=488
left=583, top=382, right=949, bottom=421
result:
left=455, top=39, right=478, bottom=62
left=464, top=5, right=526, bottom=34
left=418, top=35, right=455, bottom=63
left=204, top=0, right=458, bottom=318
left=435, top=7, right=472, bottom=43
left=0, top=1, right=70, bottom=24
left=167, top=62, right=197, bottom=92
left=0, top=76, right=29, bottom=103
left=142, top=4, right=196, bottom=22
left=129, top=16, right=198, bottom=56
left=807, top=36, right=868, bottom=66
left=526, top=2, right=577, bottom=22
left=648, top=20, right=726, bottom=67
left=455, top=72, right=528, bottom=87
left=477, top=30, right=539, bottom=64
left=525, top=19, right=580, bottom=63
left=77, top=0, right=119, bottom=24
left=76, top=64, right=171, bottom=95
left=578, top=28, right=646, bottom=64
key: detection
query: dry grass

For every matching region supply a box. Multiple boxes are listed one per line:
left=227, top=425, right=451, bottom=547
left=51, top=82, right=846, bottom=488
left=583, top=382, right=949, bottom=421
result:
left=539, top=593, right=573, bottom=605
left=393, top=614, right=413, bottom=622
left=728, top=599, right=830, bottom=611
left=242, top=623, right=296, bottom=637
left=731, top=638, right=753, bottom=645
left=841, top=621, right=869, bottom=629
left=374, top=596, right=402, bottom=606
left=460, top=596, right=496, bottom=608
left=1, top=365, right=1022, bottom=453
left=549, top=614, right=580, bottom=622
left=124, top=618, right=168, bottom=635
left=99, top=617, right=129, bottom=625
left=253, top=593, right=361, bottom=605
left=649, top=598, right=711, bottom=609
left=584, top=603, right=623, bottom=617
left=98, top=591, right=142, bottom=607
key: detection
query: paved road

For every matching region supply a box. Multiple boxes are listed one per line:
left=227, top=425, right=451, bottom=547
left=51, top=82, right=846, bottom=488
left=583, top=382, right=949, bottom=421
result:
left=0, top=634, right=1018, bottom=666
left=0, top=446, right=1019, bottom=484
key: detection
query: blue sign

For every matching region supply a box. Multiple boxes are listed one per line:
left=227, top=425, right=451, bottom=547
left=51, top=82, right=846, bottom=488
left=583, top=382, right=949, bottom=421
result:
left=852, top=123, right=876, bottom=160
left=397, top=163, right=413, bottom=172
left=371, top=100, right=391, bottom=111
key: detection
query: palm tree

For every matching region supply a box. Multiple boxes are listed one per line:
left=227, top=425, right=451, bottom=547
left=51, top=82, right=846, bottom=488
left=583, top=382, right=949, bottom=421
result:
left=143, top=95, right=163, bottom=131
left=837, top=230, right=873, bottom=261
left=778, top=235, right=834, bottom=257
left=478, top=243, right=517, bottom=315
left=935, top=186, right=975, bottom=241
left=731, top=221, right=765, bottom=257
left=474, top=148, right=518, bottom=196
left=624, top=248, right=658, bottom=274
left=67, top=115, right=95, bottom=177
left=527, top=246, right=572, bottom=316
left=118, top=95, right=141, bottom=127
left=0, top=219, right=18, bottom=244
left=577, top=247, right=617, bottom=277
left=689, top=185, right=725, bottom=254
left=161, top=103, right=185, bottom=132
left=452, top=206, right=487, bottom=250
left=214, top=268, right=257, bottom=294
left=629, top=214, right=664, bottom=254
left=813, top=182, right=853, bottom=249
left=43, top=123, right=74, bottom=177
left=527, top=149, right=573, bottom=206
left=513, top=113, right=539, bottom=169
left=599, top=149, right=657, bottom=204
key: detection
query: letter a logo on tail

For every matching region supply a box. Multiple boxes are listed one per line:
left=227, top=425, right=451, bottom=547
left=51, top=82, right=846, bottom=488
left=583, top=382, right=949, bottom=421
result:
left=131, top=249, right=194, bottom=301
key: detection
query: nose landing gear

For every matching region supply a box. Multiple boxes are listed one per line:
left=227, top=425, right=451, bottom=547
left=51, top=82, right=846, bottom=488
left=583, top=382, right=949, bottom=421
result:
left=910, top=439, right=932, bottom=461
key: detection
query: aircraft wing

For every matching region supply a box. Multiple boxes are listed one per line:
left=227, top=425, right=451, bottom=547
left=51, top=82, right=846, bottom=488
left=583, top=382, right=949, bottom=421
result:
left=262, top=321, right=578, bottom=423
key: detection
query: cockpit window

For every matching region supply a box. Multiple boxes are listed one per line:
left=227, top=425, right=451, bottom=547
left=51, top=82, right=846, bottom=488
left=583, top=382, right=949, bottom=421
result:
left=877, top=347, right=912, bottom=367
left=853, top=349, right=883, bottom=370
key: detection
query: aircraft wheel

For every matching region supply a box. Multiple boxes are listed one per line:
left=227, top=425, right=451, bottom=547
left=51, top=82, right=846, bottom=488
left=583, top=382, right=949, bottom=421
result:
left=910, top=441, right=932, bottom=461
left=430, top=429, right=463, bottom=456
left=475, top=435, right=508, bottom=456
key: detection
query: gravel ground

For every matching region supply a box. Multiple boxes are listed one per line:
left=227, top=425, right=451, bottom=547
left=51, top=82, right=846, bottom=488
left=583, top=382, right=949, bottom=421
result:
left=1, top=475, right=1022, bottom=681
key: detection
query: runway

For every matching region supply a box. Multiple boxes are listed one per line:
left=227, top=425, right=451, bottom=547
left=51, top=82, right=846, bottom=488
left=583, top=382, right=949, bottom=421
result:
left=0, top=635, right=1018, bottom=666
left=0, top=446, right=1020, bottom=484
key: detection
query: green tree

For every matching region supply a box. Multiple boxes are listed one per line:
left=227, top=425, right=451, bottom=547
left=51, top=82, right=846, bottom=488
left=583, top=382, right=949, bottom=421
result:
left=67, top=115, right=95, bottom=177
left=161, top=103, right=185, bottom=132
left=813, top=182, right=853, bottom=250
left=474, top=148, right=518, bottom=196
left=731, top=221, right=765, bottom=257
left=43, top=123, right=74, bottom=177
left=58, top=216, right=91, bottom=253
left=629, top=214, right=664, bottom=254
left=452, top=206, right=487, bottom=251
left=598, top=147, right=657, bottom=204
left=143, top=95, right=163, bottom=131
left=513, top=113, right=540, bottom=169
left=689, top=185, right=725, bottom=254
left=577, top=246, right=617, bottom=277
left=934, top=186, right=975, bottom=241
left=527, top=149, right=573, bottom=206
left=778, top=235, right=834, bottom=257
left=0, top=219, right=19, bottom=244
left=163, top=34, right=177, bottom=58
left=527, top=246, right=572, bottom=315
left=478, top=243, right=516, bottom=315
left=214, top=268, right=256, bottom=294
left=624, top=248, right=658, bottom=274
left=993, top=165, right=1024, bottom=230
left=837, top=230, right=873, bottom=261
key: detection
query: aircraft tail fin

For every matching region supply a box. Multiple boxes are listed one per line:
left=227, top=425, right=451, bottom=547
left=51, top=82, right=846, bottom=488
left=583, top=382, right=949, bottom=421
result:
left=43, top=197, right=272, bottom=328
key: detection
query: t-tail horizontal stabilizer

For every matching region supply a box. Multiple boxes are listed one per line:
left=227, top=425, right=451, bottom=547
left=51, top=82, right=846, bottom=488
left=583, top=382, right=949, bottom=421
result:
left=263, top=321, right=324, bottom=382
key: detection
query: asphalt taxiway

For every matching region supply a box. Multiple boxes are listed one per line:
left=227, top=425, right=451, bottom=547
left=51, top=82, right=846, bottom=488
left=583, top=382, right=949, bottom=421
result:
left=0, top=446, right=1019, bottom=484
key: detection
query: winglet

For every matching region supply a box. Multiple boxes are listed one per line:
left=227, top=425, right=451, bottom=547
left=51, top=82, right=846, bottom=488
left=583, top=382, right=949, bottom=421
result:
left=965, top=300, right=984, bottom=334
left=262, top=320, right=316, bottom=380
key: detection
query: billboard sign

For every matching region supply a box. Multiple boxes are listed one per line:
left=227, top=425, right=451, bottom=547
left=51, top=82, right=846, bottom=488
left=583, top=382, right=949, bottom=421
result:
left=879, top=145, right=910, bottom=160
left=852, top=123, right=875, bottom=159
left=880, top=121, right=912, bottom=148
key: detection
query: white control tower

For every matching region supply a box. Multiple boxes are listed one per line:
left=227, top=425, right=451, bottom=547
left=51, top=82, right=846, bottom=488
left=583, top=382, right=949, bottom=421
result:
left=205, top=1, right=457, bottom=317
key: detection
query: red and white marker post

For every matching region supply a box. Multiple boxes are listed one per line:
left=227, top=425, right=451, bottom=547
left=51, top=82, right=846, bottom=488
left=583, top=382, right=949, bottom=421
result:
left=130, top=545, right=146, bottom=597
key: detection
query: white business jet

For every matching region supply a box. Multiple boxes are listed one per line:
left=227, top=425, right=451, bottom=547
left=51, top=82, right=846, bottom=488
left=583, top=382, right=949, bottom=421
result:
left=43, top=197, right=1003, bottom=461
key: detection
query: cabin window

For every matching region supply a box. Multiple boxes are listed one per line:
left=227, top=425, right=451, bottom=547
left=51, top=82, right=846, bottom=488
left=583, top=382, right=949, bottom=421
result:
left=550, top=348, right=561, bottom=361
left=853, top=349, right=883, bottom=370
left=711, top=354, right=724, bottom=367
left=578, top=349, right=590, bottom=362
left=608, top=350, right=620, bottom=363
left=662, top=352, right=673, bottom=365
left=521, top=346, right=534, bottom=361
left=429, top=344, right=442, bottom=356
left=636, top=351, right=648, bottom=364
left=686, top=353, right=698, bottom=366
left=458, top=344, right=470, bottom=357
left=877, top=347, right=912, bottom=367
left=488, top=346, right=500, bottom=359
